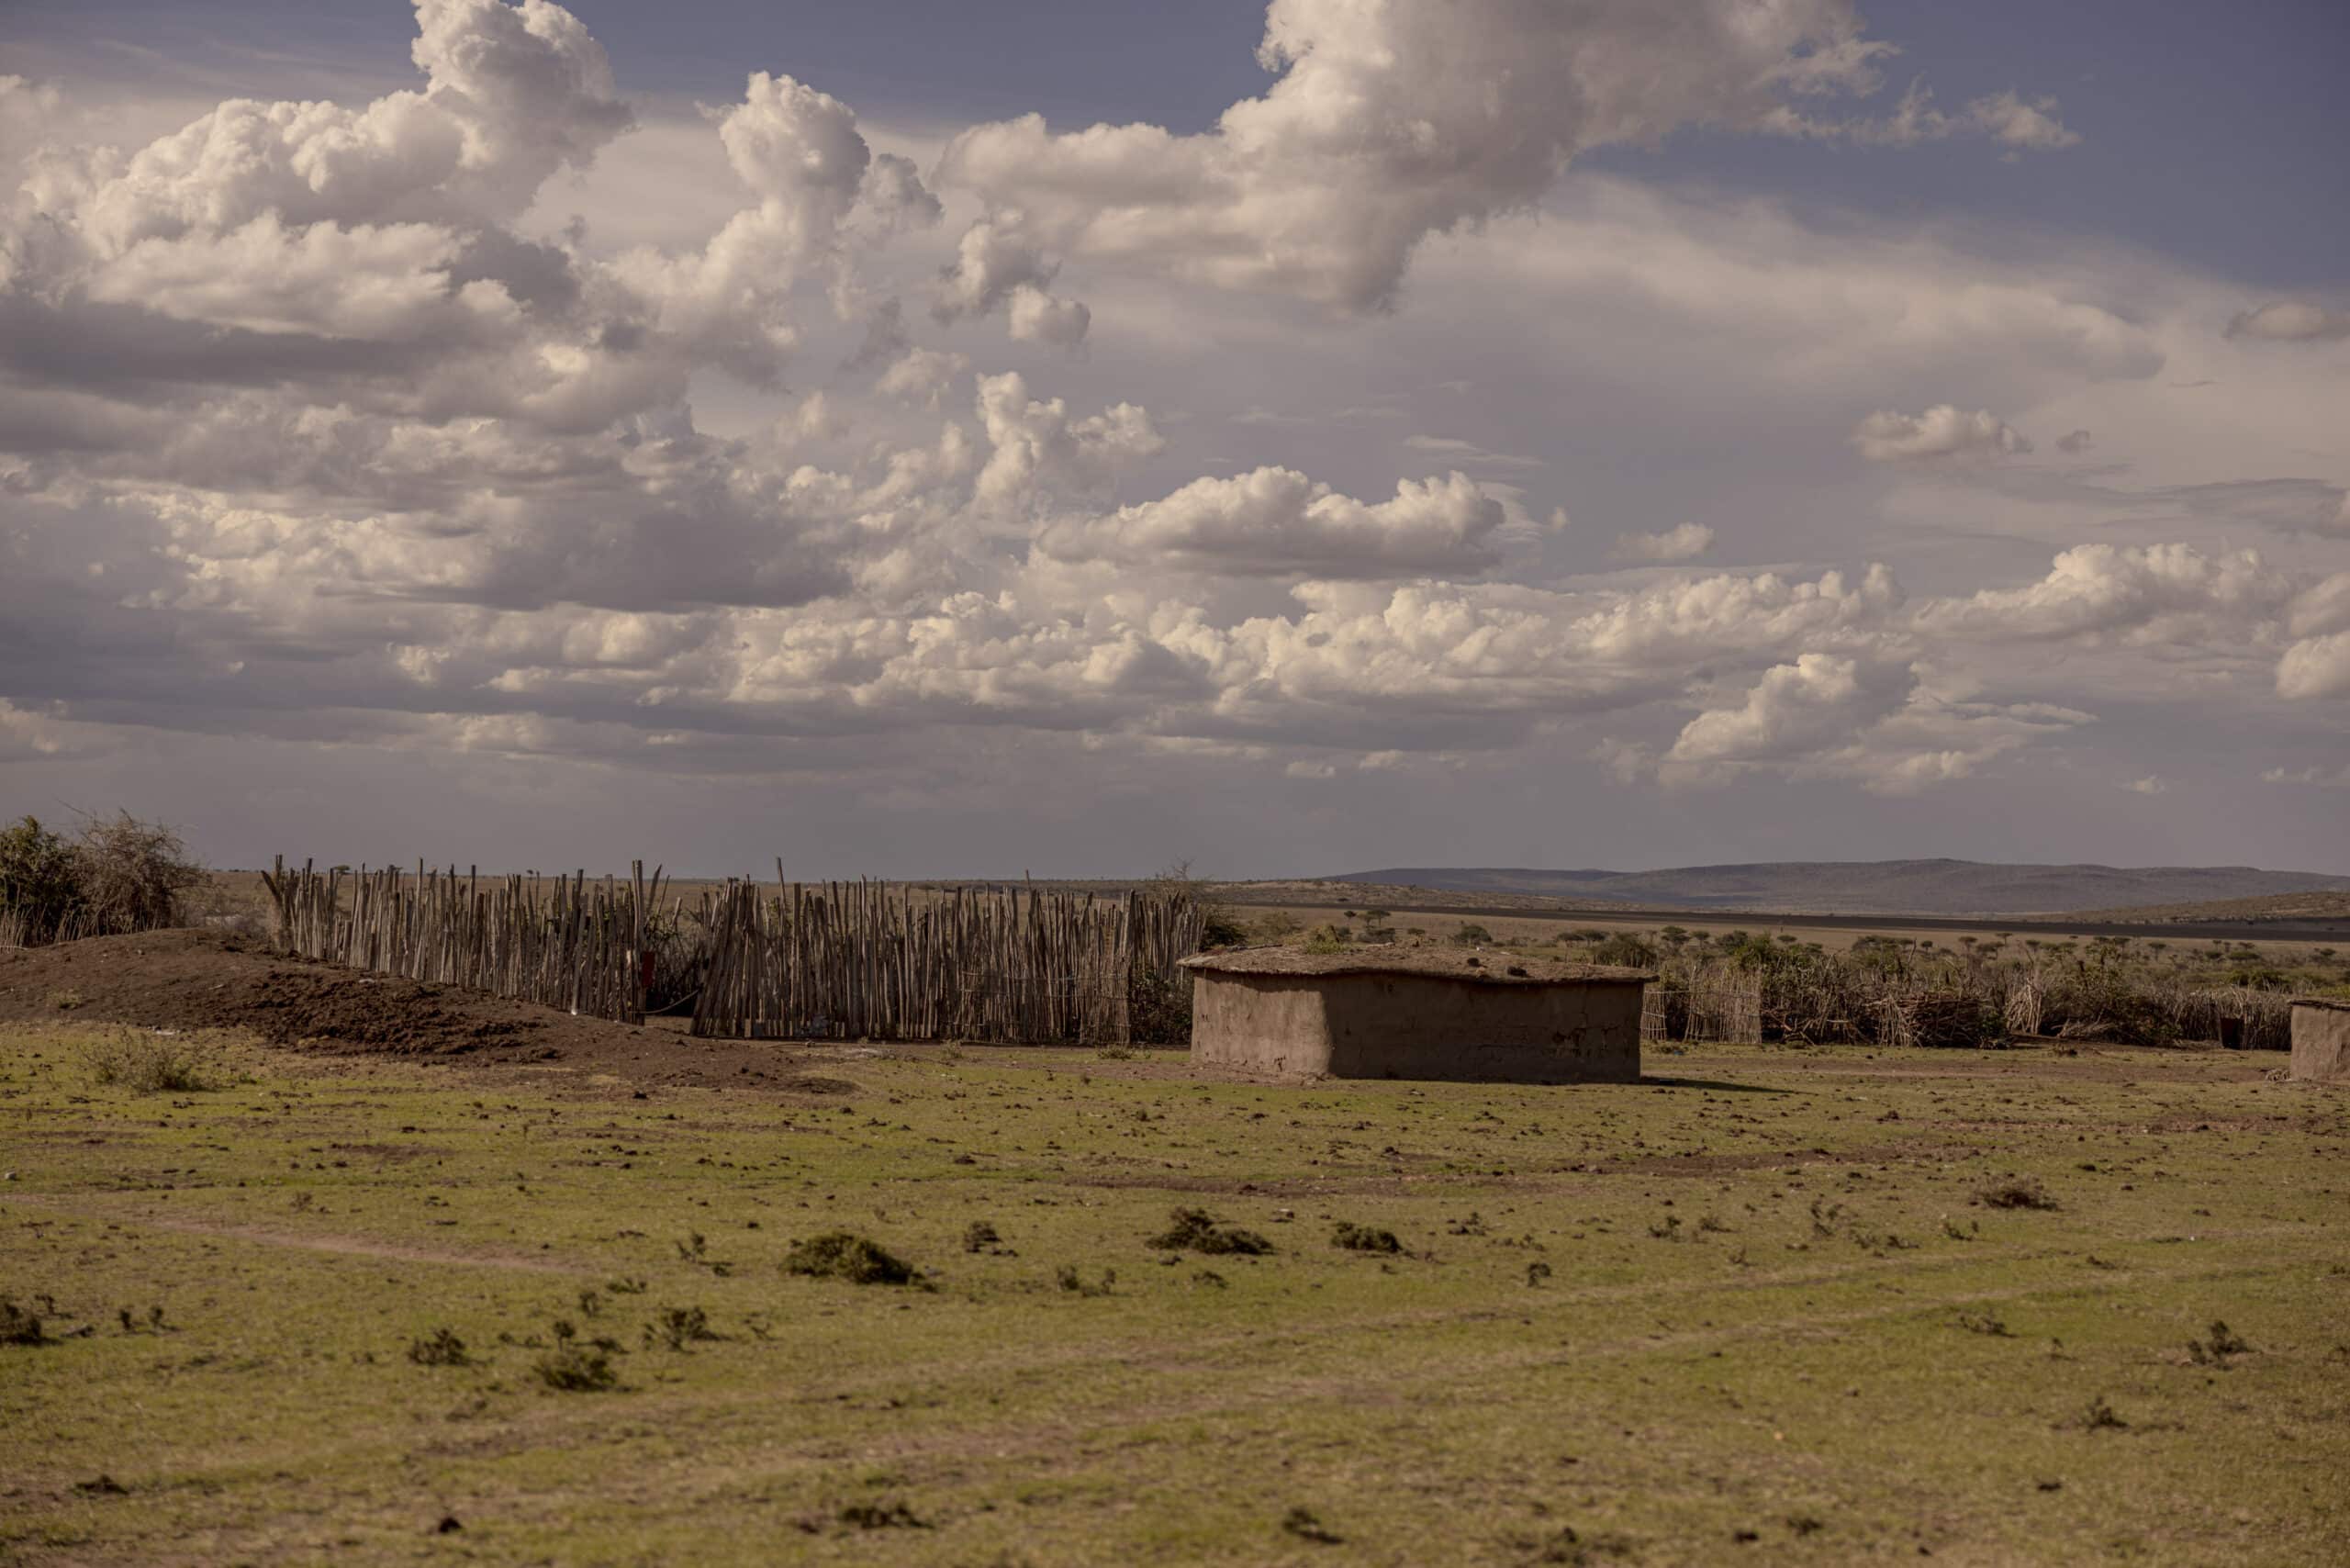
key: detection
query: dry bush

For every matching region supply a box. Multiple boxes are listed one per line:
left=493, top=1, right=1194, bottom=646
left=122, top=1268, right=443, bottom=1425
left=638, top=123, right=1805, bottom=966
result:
left=79, top=1031, right=209, bottom=1093
left=71, top=811, right=207, bottom=935
left=782, top=1232, right=916, bottom=1285
left=1149, top=1207, right=1273, bottom=1256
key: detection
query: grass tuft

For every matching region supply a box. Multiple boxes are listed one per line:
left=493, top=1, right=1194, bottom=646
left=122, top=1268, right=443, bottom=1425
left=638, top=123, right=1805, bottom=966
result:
left=1974, top=1176, right=2059, bottom=1211
left=1329, top=1220, right=1403, bottom=1254
left=78, top=1031, right=208, bottom=1092
left=532, top=1342, right=619, bottom=1393
left=783, top=1231, right=916, bottom=1285
left=1149, top=1207, right=1273, bottom=1256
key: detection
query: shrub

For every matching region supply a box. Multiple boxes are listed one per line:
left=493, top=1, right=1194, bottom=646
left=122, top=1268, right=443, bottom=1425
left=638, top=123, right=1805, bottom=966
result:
left=407, top=1327, right=469, bottom=1366
left=532, top=1343, right=618, bottom=1392
left=0, top=811, right=207, bottom=945
left=1, top=1298, right=43, bottom=1346
left=1588, top=933, right=1658, bottom=968
left=1453, top=923, right=1494, bottom=946
left=645, top=1305, right=720, bottom=1350
left=1329, top=1221, right=1403, bottom=1254
left=782, top=1231, right=916, bottom=1285
left=79, top=1033, right=208, bottom=1093
left=1198, top=908, right=1251, bottom=949
left=71, top=812, right=207, bottom=935
left=1149, top=1207, right=1272, bottom=1256
left=1974, top=1177, right=2059, bottom=1211
left=0, top=817, right=82, bottom=944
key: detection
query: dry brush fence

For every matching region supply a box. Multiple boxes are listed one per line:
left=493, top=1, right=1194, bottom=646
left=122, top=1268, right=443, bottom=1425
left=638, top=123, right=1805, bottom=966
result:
left=690, top=873, right=1204, bottom=1045
left=262, top=857, right=661, bottom=1024
left=259, top=857, right=1207, bottom=1046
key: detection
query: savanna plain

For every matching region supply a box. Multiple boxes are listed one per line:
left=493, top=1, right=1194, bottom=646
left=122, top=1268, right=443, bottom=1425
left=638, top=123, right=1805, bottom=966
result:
left=4, top=1004, right=2345, bottom=1566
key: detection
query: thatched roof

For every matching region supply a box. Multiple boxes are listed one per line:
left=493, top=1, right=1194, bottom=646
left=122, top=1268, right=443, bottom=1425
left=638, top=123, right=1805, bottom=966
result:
left=2291, top=996, right=2350, bottom=1013
left=1179, top=945, right=1651, bottom=985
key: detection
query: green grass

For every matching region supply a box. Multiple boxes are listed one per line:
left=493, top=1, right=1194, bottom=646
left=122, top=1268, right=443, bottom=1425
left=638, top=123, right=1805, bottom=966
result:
left=2, top=1023, right=2345, bottom=1565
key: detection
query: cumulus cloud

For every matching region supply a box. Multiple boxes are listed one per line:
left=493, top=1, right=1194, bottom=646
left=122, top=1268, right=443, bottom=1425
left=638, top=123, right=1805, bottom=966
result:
left=1666, top=655, right=1904, bottom=767
left=1611, top=522, right=1714, bottom=563
left=1038, top=467, right=1506, bottom=577
left=1914, top=543, right=2288, bottom=644
left=2276, top=632, right=2350, bottom=700
left=932, top=213, right=1089, bottom=344
left=2225, top=301, right=2350, bottom=342
left=0, top=0, right=2333, bottom=856
left=1637, top=660, right=2088, bottom=794
left=934, top=0, right=2067, bottom=314
left=1852, top=405, right=2031, bottom=461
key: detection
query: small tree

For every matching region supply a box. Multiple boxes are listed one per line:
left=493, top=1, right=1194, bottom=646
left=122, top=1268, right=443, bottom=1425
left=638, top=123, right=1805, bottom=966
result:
left=71, top=811, right=207, bottom=935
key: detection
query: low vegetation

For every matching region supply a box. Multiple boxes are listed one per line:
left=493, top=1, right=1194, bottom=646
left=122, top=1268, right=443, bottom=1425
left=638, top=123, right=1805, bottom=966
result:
left=75, top=1030, right=210, bottom=1093
left=1228, top=906, right=2342, bottom=1050
left=0, top=811, right=207, bottom=948
left=0, top=1024, right=2343, bottom=1563
left=780, top=1231, right=918, bottom=1285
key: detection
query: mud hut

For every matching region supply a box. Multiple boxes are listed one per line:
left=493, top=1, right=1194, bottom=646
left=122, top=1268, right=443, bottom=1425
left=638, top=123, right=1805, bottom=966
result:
left=2290, top=997, right=2350, bottom=1082
left=1179, top=946, right=1651, bottom=1082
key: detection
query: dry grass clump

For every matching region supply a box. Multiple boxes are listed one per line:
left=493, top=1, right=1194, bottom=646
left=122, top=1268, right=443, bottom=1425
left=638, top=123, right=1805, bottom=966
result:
left=78, top=1032, right=208, bottom=1093
left=532, top=1342, right=619, bottom=1392
left=1329, top=1221, right=1403, bottom=1254
left=782, top=1231, right=916, bottom=1285
left=1974, top=1176, right=2060, bottom=1211
left=2, top=1297, right=44, bottom=1346
left=1149, top=1207, right=1272, bottom=1256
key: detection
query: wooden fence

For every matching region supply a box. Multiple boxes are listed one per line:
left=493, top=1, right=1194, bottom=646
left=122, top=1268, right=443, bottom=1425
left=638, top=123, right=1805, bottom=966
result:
left=689, top=872, right=1204, bottom=1044
left=258, top=857, right=1206, bottom=1045
left=261, top=857, right=660, bottom=1024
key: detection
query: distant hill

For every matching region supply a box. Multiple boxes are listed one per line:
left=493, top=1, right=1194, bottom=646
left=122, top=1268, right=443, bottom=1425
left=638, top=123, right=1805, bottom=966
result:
left=1325, top=859, right=2350, bottom=918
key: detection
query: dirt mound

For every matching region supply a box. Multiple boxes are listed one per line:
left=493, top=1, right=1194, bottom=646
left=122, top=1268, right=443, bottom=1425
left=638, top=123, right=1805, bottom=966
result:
left=0, top=930, right=854, bottom=1091
left=0, top=930, right=557, bottom=1055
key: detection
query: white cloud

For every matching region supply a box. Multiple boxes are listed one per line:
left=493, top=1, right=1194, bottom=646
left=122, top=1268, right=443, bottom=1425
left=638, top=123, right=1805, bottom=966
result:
left=2225, top=301, right=2350, bottom=342
left=0, top=0, right=2338, bottom=866
left=2276, top=632, right=2350, bottom=700
left=934, top=0, right=2063, bottom=315
left=2122, top=775, right=2167, bottom=795
left=875, top=345, right=970, bottom=408
left=1915, top=543, right=2288, bottom=644
left=1776, top=83, right=2078, bottom=151
left=1038, top=467, right=1507, bottom=578
left=972, top=372, right=1164, bottom=514
left=1611, top=522, right=1714, bottom=563
left=1852, top=404, right=2031, bottom=461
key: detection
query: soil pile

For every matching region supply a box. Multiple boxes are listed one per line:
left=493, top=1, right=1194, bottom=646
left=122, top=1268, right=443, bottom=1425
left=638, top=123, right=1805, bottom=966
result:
left=0, top=929, right=855, bottom=1090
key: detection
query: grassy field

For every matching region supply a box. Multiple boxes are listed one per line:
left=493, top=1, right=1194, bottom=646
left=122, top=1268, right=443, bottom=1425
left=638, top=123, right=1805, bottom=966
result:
left=3, top=1025, right=2346, bottom=1566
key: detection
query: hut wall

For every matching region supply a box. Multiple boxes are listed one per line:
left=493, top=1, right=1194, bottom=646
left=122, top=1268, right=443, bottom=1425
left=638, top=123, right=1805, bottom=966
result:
left=1191, top=970, right=1642, bottom=1082
left=2290, top=1001, right=2350, bottom=1083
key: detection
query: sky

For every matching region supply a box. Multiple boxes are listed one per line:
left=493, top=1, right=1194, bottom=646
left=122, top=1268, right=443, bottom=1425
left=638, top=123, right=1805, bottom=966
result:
left=0, top=0, right=2344, bottom=879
